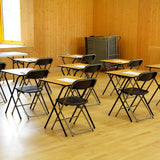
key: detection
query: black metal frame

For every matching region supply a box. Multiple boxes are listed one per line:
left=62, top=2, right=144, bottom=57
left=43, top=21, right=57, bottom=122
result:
left=82, top=64, right=102, bottom=105
left=13, top=69, right=49, bottom=119
left=44, top=78, right=97, bottom=136
left=108, top=71, right=157, bottom=122
left=102, top=59, right=143, bottom=96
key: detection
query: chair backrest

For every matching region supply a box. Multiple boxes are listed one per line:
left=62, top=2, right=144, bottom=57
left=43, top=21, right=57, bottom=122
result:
left=72, top=78, right=97, bottom=90
left=26, top=69, right=49, bottom=79
left=80, top=54, right=96, bottom=64
left=0, top=62, right=6, bottom=70
left=34, top=58, right=53, bottom=69
left=83, top=64, right=102, bottom=78
left=127, top=59, right=143, bottom=69
left=137, top=71, right=157, bottom=82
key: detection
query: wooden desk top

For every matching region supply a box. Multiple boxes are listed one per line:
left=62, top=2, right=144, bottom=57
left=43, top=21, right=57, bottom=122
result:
left=58, top=63, right=88, bottom=70
left=106, top=69, right=145, bottom=78
left=1, top=68, right=35, bottom=76
left=145, top=64, right=160, bottom=69
left=13, top=58, right=38, bottom=63
left=0, top=52, right=28, bottom=58
left=101, top=59, right=130, bottom=64
left=59, top=54, right=83, bottom=59
left=41, top=76, right=83, bottom=86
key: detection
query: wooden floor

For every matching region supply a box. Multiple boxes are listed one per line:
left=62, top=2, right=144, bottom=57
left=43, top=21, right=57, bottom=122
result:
left=0, top=70, right=160, bottom=160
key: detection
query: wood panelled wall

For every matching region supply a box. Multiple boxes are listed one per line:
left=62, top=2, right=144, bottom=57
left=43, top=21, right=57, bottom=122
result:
left=33, top=0, right=93, bottom=69
left=21, top=0, right=34, bottom=47
left=93, top=0, right=160, bottom=68
left=16, top=0, right=160, bottom=69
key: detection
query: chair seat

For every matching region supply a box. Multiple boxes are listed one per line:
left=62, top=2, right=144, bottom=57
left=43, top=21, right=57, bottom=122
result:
left=122, top=88, right=148, bottom=96
left=16, top=85, right=42, bottom=93
left=58, top=96, right=88, bottom=106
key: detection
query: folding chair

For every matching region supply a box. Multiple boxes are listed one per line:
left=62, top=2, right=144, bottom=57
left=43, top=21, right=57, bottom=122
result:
left=34, top=58, right=53, bottom=90
left=13, top=69, right=49, bottom=119
left=20, top=57, right=53, bottom=93
left=82, top=64, right=102, bottom=105
left=33, top=57, right=53, bottom=69
left=80, top=54, right=96, bottom=64
left=51, top=78, right=97, bottom=136
left=116, top=71, right=157, bottom=122
left=102, top=59, right=143, bottom=95
left=13, top=57, right=53, bottom=69
left=0, top=62, right=7, bottom=103
left=117, top=59, right=143, bottom=90
left=69, top=54, right=96, bottom=76
left=126, top=59, right=143, bottom=69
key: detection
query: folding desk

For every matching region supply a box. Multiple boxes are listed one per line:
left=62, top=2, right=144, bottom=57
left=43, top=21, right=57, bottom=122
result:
left=58, top=63, right=101, bottom=105
left=41, top=76, right=83, bottom=136
left=0, top=52, right=28, bottom=80
left=58, top=63, right=88, bottom=76
left=0, top=51, right=28, bottom=67
left=59, top=54, right=83, bottom=64
left=2, top=68, right=35, bottom=119
left=101, top=59, right=130, bottom=95
left=13, top=58, right=38, bottom=68
left=101, top=59, right=130, bottom=71
left=107, top=69, right=146, bottom=122
left=0, top=52, right=28, bottom=58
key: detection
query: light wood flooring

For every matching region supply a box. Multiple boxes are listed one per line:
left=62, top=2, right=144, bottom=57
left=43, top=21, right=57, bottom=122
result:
left=0, top=70, right=160, bottom=160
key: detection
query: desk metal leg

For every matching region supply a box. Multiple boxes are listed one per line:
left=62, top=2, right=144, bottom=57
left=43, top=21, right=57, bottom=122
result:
left=61, top=57, right=74, bottom=76
left=44, top=83, right=67, bottom=136
left=62, top=57, right=66, bottom=64
left=4, top=73, right=22, bottom=119
left=72, top=58, right=76, bottom=64
left=148, top=78, right=159, bottom=105
left=108, top=74, right=132, bottom=122
left=102, top=77, right=111, bottom=95
left=61, top=67, right=66, bottom=76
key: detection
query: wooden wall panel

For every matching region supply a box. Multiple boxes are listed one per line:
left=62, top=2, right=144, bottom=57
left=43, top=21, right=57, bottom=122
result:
left=20, top=0, right=34, bottom=47
left=93, top=0, right=160, bottom=68
left=33, top=0, right=93, bottom=69
left=2, top=0, right=160, bottom=70
left=93, top=0, right=138, bottom=60
left=138, top=0, right=160, bottom=65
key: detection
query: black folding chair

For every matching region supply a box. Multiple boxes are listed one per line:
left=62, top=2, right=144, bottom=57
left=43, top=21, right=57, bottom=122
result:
left=34, top=58, right=53, bottom=93
left=80, top=54, right=96, bottom=64
left=0, top=62, right=7, bottom=103
left=118, top=59, right=143, bottom=90
left=70, top=54, right=96, bottom=76
left=82, top=64, right=102, bottom=105
left=21, top=57, right=53, bottom=93
left=103, top=59, right=143, bottom=95
left=51, top=78, right=97, bottom=136
left=14, top=57, right=53, bottom=69
left=13, top=69, right=49, bottom=119
left=126, top=59, right=143, bottom=69
left=115, top=71, right=157, bottom=122
left=33, top=58, right=53, bottom=69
